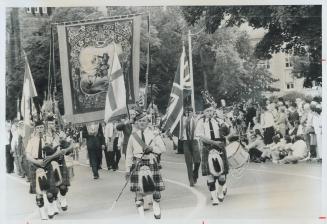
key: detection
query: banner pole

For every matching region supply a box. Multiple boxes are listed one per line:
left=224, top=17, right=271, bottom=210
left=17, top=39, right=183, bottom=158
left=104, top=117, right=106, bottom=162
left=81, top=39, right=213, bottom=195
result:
left=144, top=9, right=150, bottom=111
left=188, top=30, right=195, bottom=112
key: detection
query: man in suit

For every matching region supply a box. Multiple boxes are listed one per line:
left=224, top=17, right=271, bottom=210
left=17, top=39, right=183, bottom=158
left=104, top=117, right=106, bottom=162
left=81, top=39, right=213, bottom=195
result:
left=182, top=107, right=201, bottom=186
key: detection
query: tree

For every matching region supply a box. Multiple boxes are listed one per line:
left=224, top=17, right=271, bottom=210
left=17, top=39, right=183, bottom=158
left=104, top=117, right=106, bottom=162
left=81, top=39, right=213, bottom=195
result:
left=192, top=27, right=277, bottom=105
left=181, top=5, right=322, bottom=86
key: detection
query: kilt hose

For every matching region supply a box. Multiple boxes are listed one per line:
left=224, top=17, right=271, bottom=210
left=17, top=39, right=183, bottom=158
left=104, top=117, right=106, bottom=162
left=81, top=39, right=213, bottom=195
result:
left=130, top=158, right=165, bottom=198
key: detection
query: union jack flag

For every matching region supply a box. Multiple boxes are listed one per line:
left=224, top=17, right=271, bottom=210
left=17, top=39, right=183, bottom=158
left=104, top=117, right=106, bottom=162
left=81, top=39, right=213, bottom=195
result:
left=161, top=46, right=190, bottom=134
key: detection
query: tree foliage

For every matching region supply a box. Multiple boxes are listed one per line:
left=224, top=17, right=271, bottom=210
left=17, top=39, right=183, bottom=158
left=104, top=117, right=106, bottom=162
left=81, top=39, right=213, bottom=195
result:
left=6, top=6, right=279, bottom=119
left=181, top=5, right=322, bottom=85
left=192, top=27, right=277, bottom=105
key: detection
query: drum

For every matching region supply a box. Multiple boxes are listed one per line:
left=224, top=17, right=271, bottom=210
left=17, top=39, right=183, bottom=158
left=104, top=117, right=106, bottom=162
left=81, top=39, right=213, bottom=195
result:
left=226, top=141, right=249, bottom=169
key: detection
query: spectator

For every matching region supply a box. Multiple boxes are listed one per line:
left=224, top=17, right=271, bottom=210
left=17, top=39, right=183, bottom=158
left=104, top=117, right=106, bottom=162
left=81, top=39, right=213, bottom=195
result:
left=312, top=104, right=322, bottom=161
left=260, top=106, right=275, bottom=145
left=6, top=120, right=14, bottom=174
left=278, top=136, right=309, bottom=164
left=276, top=106, right=287, bottom=137
left=251, top=116, right=262, bottom=133
left=246, top=129, right=265, bottom=163
left=260, top=135, right=282, bottom=163
left=288, top=120, right=304, bottom=142
left=288, top=102, right=300, bottom=124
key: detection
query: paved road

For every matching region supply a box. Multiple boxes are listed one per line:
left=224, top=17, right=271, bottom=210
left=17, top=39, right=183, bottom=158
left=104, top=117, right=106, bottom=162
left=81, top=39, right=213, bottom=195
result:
left=4, top=142, right=323, bottom=223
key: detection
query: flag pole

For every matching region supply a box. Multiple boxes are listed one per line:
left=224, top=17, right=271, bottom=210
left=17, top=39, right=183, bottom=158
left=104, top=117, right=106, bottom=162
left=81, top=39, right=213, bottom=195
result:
left=179, top=44, right=184, bottom=139
left=144, top=8, right=150, bottom=111
left=16, top=98, right=20, bottom=120
left=188, top=30, right=195, bottom=112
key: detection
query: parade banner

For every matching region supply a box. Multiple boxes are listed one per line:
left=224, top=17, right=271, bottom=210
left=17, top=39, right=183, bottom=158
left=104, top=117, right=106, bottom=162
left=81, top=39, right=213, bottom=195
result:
left=57, top=15, right=141, bottom=123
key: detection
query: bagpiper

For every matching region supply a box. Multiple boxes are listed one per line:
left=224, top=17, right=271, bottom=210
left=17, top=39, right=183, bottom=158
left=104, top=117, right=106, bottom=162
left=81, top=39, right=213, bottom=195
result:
left=125, top=112, right=166, bottom=219
left=25, top=115, right=74, bottom=220
left=195, top=105, right=229, bottom=205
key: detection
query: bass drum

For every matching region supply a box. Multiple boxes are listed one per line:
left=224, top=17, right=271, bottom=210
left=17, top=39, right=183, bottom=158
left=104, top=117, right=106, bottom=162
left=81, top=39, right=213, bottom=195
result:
left=226, top=141, right=249, bottom=169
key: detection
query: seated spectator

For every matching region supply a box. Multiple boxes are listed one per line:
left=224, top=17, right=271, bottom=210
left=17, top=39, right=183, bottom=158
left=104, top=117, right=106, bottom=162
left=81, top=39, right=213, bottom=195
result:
left=245, top=129, right=265, bottom=163
left=287, top=120, right=304, bottom=142
left=270, top=135, right=292, bottom=163
left=251, top=116, right=263, bottom=134
left=260, top=135, right=282, bottom=163
left=278, top=135, right=309, bottom=164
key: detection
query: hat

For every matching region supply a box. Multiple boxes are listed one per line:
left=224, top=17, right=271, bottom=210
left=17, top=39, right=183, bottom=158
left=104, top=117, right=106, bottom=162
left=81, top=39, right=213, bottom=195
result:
left=34, top=119, right=44, bottom=127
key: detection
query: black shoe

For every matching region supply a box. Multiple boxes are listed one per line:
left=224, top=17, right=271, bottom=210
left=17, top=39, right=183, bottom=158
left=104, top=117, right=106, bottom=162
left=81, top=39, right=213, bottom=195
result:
left=61, top=206, right=68, bottom=211
left=193, top=178, right=197, bottom=184
left=260, top=157, right=266, bottom=163
left=94, top=175, right=99, bottom=179
left=154, top=214, right=161, bottom=219
left=254, top=158, right=262, bottom=163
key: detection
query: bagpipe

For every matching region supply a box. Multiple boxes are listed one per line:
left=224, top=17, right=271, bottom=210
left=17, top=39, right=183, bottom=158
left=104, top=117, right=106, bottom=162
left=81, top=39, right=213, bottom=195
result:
left=35, top=143, right=64, bottom=194
left=200, top=89, right=233, bottom=125
left=201, top=90, right=250, bottom=177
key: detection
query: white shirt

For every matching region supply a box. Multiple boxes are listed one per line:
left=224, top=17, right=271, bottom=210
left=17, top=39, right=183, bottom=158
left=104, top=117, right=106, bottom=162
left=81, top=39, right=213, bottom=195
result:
left=247, top=137, right=265, bottom=152
left=195, top=117, right=220, bottom=139
left=181, top=116, right=199, bottom=140
left=125, top=128, right=166, bottom=171
left=105, top=123, right=119, bottom=141
left=26, top=133, right=60, bottom=159
left=292, top=140, right=308, bottom=158
left=260, top=111, right=275, bottom=128
left=312, top=113, right=322, bottom=136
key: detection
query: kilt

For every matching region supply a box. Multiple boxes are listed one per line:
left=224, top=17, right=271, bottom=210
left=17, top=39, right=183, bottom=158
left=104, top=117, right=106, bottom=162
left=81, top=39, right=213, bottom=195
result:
left=29, top=157, right=70, bottom=194
left=202, top=142, right=229, bottom=176
left=58, top=159, right=71, bottom=186
left=29, top=163, right=57, bottom=195
left=130, top=157, right=165, bottom=193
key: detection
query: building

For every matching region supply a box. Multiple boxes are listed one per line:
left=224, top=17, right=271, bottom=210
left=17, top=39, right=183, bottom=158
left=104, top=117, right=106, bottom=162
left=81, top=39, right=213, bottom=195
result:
left=244, top=25, right=321, bottom=97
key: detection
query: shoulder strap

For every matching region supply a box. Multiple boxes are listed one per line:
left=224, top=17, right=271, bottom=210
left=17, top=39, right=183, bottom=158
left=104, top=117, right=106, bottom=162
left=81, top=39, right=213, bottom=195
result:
left=132, top=132, right=147, bottom=150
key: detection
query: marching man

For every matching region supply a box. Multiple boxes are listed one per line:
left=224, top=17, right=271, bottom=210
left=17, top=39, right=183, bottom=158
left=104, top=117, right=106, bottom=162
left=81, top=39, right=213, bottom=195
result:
left=125, top=112, right=166, bottom=219
left=181, top=107, right=201, bottom=186
left=195, top=105, right=229, bottom=206
left=25, top=117, right=74, bottom=220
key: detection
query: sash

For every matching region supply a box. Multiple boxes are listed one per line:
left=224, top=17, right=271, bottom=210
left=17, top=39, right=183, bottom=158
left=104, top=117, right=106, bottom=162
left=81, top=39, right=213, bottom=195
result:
left=132, top=132, right=147, bottom=151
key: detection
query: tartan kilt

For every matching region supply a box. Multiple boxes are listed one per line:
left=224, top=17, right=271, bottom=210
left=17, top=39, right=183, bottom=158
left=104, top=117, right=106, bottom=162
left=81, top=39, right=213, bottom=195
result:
left=202, top=143, right=229, bottom=176
left=130, top=158, right=165, bottom=193
left=59, top=159, right=70, bottom=186
left=29, top=164, right=57, bottom=195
